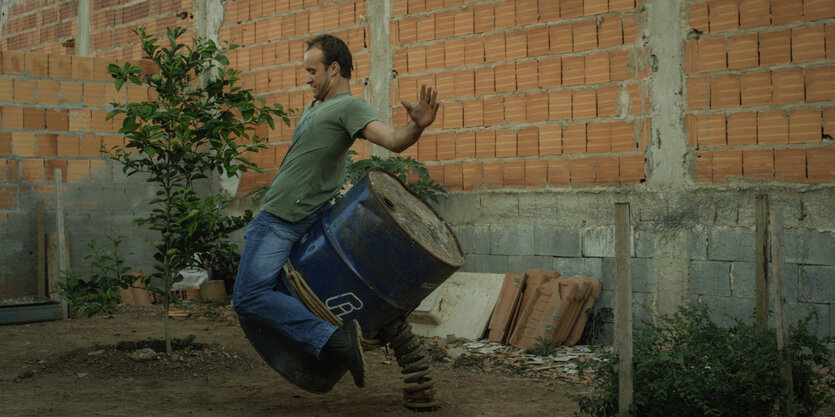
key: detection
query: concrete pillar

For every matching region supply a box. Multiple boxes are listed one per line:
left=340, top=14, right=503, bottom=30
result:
left=652, top=229, right=691, bottom=317
left=365, top=0, right=393, bottom=158
left=645, top=0, right=690, bottom=187
left=195, top=0, right=226, bottom=86
left=196, top=0, right=224, bottom=47
left=646, top=0, right=691, bottom=317
left=76, top=0, right=91, bottom=55
left=195, top=0, right=238, bottom=197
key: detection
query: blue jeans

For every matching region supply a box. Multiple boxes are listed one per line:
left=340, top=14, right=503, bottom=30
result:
left=233, top=206, right=336, bottom=358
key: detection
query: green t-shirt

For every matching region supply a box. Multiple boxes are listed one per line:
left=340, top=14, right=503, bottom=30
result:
left=260, top=92, right=380, bottom=222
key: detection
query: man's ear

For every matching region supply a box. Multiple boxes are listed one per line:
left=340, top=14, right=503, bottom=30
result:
left=329, top=61, right=341, bottom=77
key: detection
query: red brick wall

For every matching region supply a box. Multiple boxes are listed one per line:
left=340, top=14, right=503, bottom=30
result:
left=0, top=51, right=148, bottom=215
left=1, top=0, right=77, bottom=54
left=684, top=0, right=835, bottom=183
left=391, top=0, right=650, bottom=190
left=90, top=0, right=195, bottom=59
left=0, top=0, right=194, bottom=59
left=0, top=0, right=833, bottom=196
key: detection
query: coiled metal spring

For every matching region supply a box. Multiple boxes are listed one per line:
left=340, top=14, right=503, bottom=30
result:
left=388, top=323, right=438, bottom=410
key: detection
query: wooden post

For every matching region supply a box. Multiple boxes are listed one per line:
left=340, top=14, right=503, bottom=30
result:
left=37, top=201, right=46, bottom=297
left=46, top=231, right=70, bottom=298
left=54, top=168, right=68, bottom=319
left=754, top=195, right=769, bottom=326
left=614, top=202, right=633, bottom=415
left=770, top=207, right=794, bottom=417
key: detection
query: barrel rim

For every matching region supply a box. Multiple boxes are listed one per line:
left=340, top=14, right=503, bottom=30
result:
left=364, top=167, right=466, bottom=268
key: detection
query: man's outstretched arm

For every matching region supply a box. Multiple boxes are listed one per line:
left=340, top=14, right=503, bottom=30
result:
left=361, top=84, right=439, bottom=153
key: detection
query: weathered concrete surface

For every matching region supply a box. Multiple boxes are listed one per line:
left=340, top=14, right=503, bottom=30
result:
left=652, top=227, right=690, bottom=318
left=645, top=0, right=690, bottom=187
left=195, top=0, right=224, bottom=46
left=0, top=162, right=158, bottom=297
left=408, top=272, right=505, bottom=340
left=76, top=0, right=91, bottom=56
left=0, top=0, right=239, bottom=298
left=429, top=186, right=835, bottom=340
left=365, top=0, right=393, bottom=158
left=194, top=0, right=242, bottom=199
left=223, top=176, right=834, bottom=342
left=643, top=0, right=694, bottom=318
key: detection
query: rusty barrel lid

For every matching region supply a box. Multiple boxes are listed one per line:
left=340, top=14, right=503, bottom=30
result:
left=365, top=168, right=466, bottom=268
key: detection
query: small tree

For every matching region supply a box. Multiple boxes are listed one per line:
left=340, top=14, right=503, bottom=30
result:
left=106, top=26, right=290, bottom=354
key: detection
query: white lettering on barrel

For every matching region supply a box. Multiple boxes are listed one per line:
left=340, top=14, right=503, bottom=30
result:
left=325, top=292, right=364, bottom=319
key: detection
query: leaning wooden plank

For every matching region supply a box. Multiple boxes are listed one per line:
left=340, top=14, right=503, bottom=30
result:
left=507, top=270, right=554, bottom=345
left=614, top=202, right=633, bottom=415
left=487, top=272, right=526, bottom=343
left=770, top=208, right=794, bottom=417
left=755, top=194, right=769, bottom=326
left=551, top=276, right=592, bottom=345
left=37, top=201, right=46, bottom=297
left=508, top=279, right=560, bottom=350
left=507, top=280, right=551, bottom=349
left=54, top=168, right=67, bottom=318
left=46, top=231, right=70, bottom=302
left=564, top=277, right=603, bottom=346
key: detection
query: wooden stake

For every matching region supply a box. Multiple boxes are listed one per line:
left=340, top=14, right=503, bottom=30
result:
left=46, top=231, right=70, bottom=299
left=770, top=207, right=794, bottom=417
left=54, top=168, right=68, bottom=319
left=614, top=202, right=633, bottom=415
left=755, top=195, right=769, bottom=326
left=37, top=200, right=46, bottom=297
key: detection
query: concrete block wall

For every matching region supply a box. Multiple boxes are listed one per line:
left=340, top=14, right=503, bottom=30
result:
left=440, top=188, right=835, bottom=338
left=0, top=50, right=157, bottom=297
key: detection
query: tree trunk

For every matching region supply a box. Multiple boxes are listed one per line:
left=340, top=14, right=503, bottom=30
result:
left=164, top=289, right=172, bottom=355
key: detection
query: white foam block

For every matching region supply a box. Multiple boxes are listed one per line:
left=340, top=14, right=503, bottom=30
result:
left=408, top=272, right=505, bottom=340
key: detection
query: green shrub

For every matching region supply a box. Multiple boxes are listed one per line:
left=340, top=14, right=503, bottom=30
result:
left=527, top=335, right=558, bottom=357
left=579, top=306, right=613, bottom=346
left=344, top=150, right=447, bottom=203
left=575, top=304, right=833, bottom=417
left=55, top=236, right=134, bottom=317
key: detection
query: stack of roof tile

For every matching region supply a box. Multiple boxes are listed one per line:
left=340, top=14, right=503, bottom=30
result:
left=487, top=270, right=602, bottom=350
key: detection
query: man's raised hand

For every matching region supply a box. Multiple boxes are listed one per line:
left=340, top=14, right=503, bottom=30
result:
left=402, top=84, right=439, bottom=130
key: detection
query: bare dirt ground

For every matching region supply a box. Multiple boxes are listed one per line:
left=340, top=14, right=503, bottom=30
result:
left=0, top=302, right=589, bottom=417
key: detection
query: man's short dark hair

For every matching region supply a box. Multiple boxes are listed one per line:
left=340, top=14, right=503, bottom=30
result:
left=306, top=34, right=353, bottom=79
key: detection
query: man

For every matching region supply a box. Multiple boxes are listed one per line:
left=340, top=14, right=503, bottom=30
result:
left=233, top=34, right=438, bottom=389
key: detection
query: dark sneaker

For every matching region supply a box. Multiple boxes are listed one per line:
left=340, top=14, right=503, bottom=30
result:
left=342, top=319, right=366, bottom=387
left=323, top=319, right=366, bottom=387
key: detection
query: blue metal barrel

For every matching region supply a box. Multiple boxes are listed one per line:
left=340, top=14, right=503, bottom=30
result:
left=288, top=168, right=466, bottom=339
left=240, top=168, right=465, bottom=393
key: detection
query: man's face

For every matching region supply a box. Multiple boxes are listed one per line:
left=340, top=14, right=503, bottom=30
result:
left=303, top=47, right=336, bottom=101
